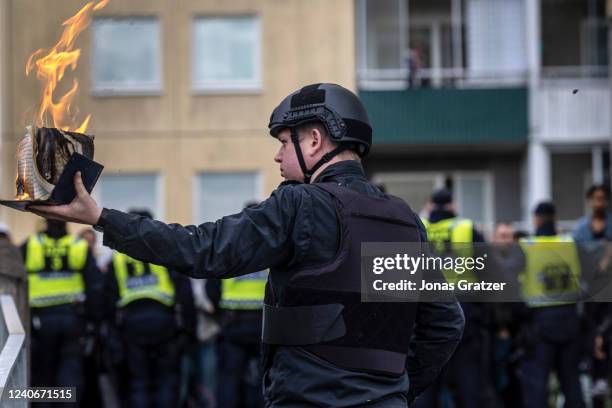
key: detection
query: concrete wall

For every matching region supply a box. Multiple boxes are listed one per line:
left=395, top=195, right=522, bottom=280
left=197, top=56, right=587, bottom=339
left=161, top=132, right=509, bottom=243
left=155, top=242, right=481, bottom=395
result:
left=538, top=81, right=611, bottom=144
left=1, top=0, right=356, bottom=243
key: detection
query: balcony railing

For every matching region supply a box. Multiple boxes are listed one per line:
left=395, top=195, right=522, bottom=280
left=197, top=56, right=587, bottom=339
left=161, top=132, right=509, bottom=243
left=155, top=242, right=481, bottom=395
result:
left=358, top=65, right=608, bottom=90
left=358, top=67, right=528, bottom=90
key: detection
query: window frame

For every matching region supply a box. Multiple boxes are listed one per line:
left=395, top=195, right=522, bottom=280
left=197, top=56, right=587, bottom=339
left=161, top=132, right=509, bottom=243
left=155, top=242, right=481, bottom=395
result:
left=92, top=172, right=165, bottom=221
left=90, top=16, right=164, bottom=96
left=192, top=171, right=263, bottom=224
left=191, top=15, right=262, bottom=94
left=453, top=170, right=494, bottom=233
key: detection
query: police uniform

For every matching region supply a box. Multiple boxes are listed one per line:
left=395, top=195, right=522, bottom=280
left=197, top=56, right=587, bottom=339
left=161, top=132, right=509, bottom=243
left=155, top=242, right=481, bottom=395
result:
left=518, top=229, right=585, bottom=408
left=22, top=228, right=103, bottom=404
left=418, top=206, right=489, bottom=408
left=93, top=84, right=465, bottom=407
left=206, top=271, right=267, bottom=407
left=106, top=252, right=195, bottom=408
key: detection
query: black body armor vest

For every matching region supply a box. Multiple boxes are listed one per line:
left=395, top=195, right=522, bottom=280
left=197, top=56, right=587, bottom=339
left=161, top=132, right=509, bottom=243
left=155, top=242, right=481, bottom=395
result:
left=262, top=183, right=421, bottom=375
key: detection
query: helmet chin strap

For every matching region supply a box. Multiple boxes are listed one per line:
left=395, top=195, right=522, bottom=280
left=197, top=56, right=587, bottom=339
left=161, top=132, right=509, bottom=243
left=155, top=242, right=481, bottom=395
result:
left=290, top=129, right=348, bottom=184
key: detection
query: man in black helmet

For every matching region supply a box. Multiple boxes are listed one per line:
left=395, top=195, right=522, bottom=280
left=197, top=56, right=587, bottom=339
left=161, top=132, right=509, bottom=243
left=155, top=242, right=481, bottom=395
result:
left=28, top=83, right=465, bottom=407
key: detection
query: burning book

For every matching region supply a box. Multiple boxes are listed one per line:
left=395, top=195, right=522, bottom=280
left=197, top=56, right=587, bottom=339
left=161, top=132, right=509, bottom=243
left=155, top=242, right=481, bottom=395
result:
left=0, top=126, right=103, bottom=211
left=0, top=1, right=108, bottom=211
left=17, top=125, right=95, bottom=200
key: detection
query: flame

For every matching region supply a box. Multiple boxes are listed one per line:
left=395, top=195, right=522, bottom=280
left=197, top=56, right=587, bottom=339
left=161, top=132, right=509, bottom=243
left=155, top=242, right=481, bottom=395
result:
left=25, top=0, right=109, bottom=133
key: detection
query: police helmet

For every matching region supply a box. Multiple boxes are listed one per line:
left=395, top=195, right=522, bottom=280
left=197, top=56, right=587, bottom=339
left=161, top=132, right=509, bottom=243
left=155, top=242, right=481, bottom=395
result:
left=268, top=83, right=372, bottom=157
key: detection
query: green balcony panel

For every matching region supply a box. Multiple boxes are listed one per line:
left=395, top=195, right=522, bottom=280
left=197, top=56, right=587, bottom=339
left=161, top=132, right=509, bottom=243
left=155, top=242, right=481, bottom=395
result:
left=359, top=88, right=528, bottom=145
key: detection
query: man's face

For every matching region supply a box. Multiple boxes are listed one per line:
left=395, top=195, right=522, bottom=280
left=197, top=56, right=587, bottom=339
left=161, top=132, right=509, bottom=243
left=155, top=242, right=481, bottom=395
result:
left=590, top=189, right=609, bottom=214
left=493, top=224, right=514, bottom=245
left=274, top=129, right=312, bottom=182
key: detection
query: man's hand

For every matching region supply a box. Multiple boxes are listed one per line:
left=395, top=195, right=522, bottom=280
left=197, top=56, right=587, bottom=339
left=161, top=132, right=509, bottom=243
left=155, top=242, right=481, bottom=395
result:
left=27, top=171, right=103, bottom=225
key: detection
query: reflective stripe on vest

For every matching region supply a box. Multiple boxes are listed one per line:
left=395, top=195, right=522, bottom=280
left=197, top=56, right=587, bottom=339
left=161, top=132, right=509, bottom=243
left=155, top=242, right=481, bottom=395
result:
left=113, top=253, right=175, bottom=307
left=422, top=217, right=476, bottom=283
left=220, top=270, right=267, bottom=310
left=26, top=234, right=88, bottom=308
left=519, top=235, right=581, bottom=308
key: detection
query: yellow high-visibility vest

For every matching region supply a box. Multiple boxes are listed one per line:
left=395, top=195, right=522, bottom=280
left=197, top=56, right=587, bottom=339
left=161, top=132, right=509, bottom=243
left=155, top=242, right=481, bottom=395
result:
left=519, top=235, right=581, bottom=308
left=422, top=217, right=476, bottom=284
left=26, top=234, right=88, bottom=308
left=220, top=270, right=268, bottom=310
left=113, top=253, right=175, bottom=307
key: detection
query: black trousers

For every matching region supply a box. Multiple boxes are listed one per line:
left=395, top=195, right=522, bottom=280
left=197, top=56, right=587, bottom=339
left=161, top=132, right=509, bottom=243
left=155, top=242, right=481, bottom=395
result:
left=216, top=337, right=263, bottom=408
left=123, top=338, right=180, bottom=408
left=31, top=306, right=84, bottom=407
left=519, top=306, right=585, bottom=408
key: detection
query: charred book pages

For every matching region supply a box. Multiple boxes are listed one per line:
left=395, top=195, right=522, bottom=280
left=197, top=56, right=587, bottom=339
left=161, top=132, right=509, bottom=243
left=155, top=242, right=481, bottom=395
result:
left=16, top=126, right=94, bottom=201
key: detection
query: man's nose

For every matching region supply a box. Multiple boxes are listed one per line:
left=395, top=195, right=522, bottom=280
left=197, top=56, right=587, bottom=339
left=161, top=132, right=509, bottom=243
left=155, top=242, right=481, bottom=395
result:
left=274, top=150, right=282, bottom=163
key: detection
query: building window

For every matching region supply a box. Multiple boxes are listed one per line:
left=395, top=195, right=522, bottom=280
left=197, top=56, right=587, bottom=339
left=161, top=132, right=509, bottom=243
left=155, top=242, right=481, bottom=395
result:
left=357, top=0, right=527, bottom=89
left=372, top=172, right=445, bottom=217
left=92, top=18, right=162, bottom=95
left=454, top=172, right=493, bottom=228
left=541, top=0, right=608, bottom=78
left=373, top=171, right=494, bottom=231
left=95, top=174, right=163, bottom=219
left=192, top=17, right=261, bottom=93
left=194, top=172, right=260, bottom=223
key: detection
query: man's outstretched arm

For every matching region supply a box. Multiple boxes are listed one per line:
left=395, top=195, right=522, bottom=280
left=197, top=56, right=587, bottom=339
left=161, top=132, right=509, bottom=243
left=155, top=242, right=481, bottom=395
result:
left=29, top=172, right=309, bottom=279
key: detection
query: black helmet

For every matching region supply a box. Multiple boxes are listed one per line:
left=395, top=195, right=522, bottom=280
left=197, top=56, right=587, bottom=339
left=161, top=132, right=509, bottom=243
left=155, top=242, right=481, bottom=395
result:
left=268, top=83, right=372, bottom=157
left=431, top=188, right=453, bottom=206
left=534, top=201, right=556, bottom=217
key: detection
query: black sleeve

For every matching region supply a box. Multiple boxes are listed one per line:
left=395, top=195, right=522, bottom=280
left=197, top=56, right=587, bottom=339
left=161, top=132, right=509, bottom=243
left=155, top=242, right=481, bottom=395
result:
left=82, top=249, right=106, bottom=322
left=101, top=184, right=310, bottom=279
left=172, top=271, right=197, bottom=336
left=205, top=279, right=222, bottom=310
left=406, top=301, right=465, bottom=402
left=472, top=227, right=485, bottom=243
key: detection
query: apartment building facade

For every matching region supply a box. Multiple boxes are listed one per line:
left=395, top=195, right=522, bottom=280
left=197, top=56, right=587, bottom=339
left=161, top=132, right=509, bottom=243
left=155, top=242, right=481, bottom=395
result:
left=0, top=0, right=609, bottom=242
left=356, top=0, right=611, bottom=233
left=0, top=0, right=356, bottom=243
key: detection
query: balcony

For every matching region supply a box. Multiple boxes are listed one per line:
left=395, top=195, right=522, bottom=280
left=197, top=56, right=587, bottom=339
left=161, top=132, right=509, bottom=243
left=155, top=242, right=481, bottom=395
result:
left=360, top=87, right=528, bottom=146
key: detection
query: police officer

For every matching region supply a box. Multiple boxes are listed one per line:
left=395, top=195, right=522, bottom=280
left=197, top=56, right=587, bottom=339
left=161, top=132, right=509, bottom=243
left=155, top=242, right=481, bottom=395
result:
left=21, top=219, right=104, bottom=406
left=206, top=262, right=266, bottom=406
left=418, top=188, right=490, bottom=408
left=105, top=209, right=195, bottom=408
left=518, top=202, right=585, bottom=408
left=29, top=83, right=465, bottom=407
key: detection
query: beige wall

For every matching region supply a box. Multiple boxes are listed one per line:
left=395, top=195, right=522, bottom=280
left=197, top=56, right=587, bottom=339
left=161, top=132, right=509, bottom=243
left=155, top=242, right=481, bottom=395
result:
left=1, top=0, right=356, bottom=243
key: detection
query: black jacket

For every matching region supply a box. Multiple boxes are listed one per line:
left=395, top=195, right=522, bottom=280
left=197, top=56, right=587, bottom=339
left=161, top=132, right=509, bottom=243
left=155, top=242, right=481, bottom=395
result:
left=98, top=160, right=465, bottom=406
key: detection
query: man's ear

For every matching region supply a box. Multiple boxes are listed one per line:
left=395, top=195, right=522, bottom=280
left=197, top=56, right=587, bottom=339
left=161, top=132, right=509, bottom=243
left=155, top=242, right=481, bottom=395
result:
left=309, top=128, right=324, bottom=155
